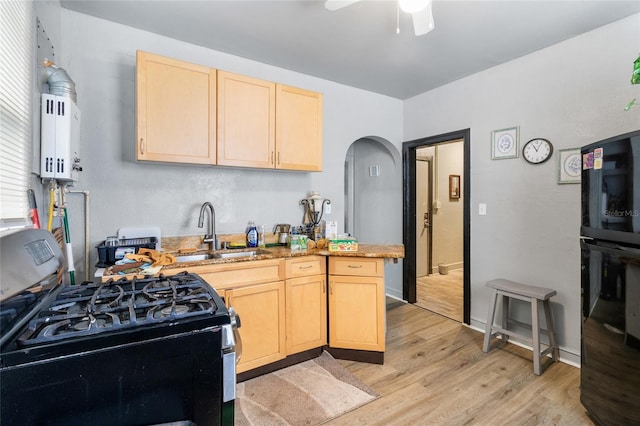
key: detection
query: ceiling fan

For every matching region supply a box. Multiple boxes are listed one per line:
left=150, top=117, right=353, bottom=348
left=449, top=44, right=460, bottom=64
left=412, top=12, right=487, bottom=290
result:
left=324, top=0, right=435, bottom=36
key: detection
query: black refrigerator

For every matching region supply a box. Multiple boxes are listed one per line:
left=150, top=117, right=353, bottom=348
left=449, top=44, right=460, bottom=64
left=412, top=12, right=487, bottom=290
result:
left=580, top=129, right=640, bottom=426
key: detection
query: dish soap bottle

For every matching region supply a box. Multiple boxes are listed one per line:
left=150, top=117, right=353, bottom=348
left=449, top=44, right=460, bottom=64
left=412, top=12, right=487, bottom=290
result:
left=258, top=225, right=266, bottom=248
left=247, top=221, right=258, bottom=248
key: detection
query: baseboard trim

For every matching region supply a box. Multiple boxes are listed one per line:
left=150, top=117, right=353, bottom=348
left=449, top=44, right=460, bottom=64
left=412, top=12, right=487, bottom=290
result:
left=327, top=347, right=384, bottom=364
left=237, top=347, right=324, bottom=382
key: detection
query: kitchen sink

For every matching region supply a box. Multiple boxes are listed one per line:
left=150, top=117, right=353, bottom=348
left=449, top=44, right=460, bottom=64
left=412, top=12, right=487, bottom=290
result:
left=213, top=249, right=269, bottom=259
left=175, top=249, right=269, bottom=262
left=175, top=253, right=216, bottom=263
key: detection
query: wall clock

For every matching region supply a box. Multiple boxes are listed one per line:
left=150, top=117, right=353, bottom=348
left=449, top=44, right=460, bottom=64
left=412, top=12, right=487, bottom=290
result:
left=522, top=138, right=553, bottom=164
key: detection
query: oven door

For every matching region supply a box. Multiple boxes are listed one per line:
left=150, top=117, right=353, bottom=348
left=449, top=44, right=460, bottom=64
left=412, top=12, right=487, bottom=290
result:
left=1, top=327, right=226, bottom=426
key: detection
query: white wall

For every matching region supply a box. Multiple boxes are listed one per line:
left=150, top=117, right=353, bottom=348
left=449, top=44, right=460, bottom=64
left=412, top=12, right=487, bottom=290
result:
left=432, top=141, right=464, bottom=271
left=404, top=14, right=640, bottom=363
left=34, top=2, right=404, bottom=291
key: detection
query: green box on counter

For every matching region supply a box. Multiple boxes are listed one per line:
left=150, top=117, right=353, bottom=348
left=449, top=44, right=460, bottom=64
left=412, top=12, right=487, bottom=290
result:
left=328, top=238, right=358, bottom=252
left=290, top=235, right=309, bottom=252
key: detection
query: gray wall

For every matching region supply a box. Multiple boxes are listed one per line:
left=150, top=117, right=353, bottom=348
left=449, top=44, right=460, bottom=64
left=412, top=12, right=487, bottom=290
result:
left=404, top=13, right=640, bottom=363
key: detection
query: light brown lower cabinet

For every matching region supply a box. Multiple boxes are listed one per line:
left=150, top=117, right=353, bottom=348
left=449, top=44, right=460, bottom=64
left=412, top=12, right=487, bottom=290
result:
left=225, top=281, right=286, bottom=374
left=328, top=257, right=385, bottom=352
left=193, top=256, right=327, bottom=374
left=285, top=255, right=327, bottom=355
left=285, top=276, right=326, bottom=354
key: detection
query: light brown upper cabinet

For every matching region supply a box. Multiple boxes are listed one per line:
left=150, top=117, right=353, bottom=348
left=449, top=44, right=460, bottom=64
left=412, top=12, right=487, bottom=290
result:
left=136, top=51, right=216, bottom=164
left=276, top=85, right=323, bottom=171
left=217, top=73, right=323, bottom=171
left=217, top=71, right=276, bottom=168
left=136, top=51, right=322, bottom=171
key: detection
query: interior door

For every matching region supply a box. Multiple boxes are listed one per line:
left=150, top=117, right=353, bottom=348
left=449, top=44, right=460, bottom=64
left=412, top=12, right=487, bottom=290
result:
left=416, top=157, right=431, bottom=277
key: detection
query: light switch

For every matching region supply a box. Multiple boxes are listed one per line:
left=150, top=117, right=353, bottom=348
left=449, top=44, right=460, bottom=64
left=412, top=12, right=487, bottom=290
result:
left=325, top=203, right=332, bottom=214
left=479, top=203, right=487, bottom=216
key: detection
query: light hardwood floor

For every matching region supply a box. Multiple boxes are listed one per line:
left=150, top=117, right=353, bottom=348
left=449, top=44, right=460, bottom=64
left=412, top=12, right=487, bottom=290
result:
left=416, top=270, right=464, bottom=322
left=329, top=299, right=593, bottom=426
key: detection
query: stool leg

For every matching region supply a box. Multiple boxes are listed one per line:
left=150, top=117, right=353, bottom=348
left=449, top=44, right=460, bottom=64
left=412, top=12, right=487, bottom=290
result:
left=543, top=300, right=559, bottom=361
left=483, top=289, right=498, bottom=353
left=532, top=298, right=541, bottom=375
left=501, top=293, right=510, bottom=343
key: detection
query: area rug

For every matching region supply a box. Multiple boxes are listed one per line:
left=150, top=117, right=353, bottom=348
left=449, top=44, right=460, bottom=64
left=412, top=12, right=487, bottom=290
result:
left=235, top=351, right=379, bottom=425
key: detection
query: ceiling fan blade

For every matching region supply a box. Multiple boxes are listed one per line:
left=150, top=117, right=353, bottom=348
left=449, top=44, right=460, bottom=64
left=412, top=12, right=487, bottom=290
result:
left=412, top=1, right=434, bottom=36
left=324, top=0, right=361, bottom=11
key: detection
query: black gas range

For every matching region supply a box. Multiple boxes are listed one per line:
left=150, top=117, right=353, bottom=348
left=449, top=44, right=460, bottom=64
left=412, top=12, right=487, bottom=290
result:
left=0, top=229, right=237, bottom=426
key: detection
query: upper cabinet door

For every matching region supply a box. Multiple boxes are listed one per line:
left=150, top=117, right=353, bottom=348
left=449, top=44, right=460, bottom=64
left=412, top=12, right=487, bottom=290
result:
left=276, top=84, right=323, bottom=171
left=217, top=71, right=276, bottom=168
left=136, top=51, right=216, bottom=164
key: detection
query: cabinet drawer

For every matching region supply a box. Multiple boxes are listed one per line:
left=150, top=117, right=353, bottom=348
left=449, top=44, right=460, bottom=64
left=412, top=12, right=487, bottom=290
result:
left=329, top=257, right=384, bottom=277
left=286, top=255, right=326, bottom=278
left=185, top=258, right=285, bottom=290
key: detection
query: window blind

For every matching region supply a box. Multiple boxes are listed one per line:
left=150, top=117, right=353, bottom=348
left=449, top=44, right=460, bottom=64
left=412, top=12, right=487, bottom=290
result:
left=0, top=0, right=33, bottom=228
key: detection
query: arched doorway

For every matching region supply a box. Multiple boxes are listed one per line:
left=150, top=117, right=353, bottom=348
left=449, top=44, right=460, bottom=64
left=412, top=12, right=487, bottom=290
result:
left=344, top=136, right=404, bottom=299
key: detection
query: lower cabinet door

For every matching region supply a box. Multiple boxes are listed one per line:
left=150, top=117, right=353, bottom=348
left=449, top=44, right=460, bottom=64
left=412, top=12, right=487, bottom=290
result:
left=285, top=275, right=327, bottom=355
left=226, top=281, right=286, bottom=373
left=328, top=274, right=385, bottom=351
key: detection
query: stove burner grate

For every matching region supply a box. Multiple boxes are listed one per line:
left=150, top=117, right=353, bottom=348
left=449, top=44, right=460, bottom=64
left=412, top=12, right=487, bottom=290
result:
left=17, top=273, right=219, bottom=346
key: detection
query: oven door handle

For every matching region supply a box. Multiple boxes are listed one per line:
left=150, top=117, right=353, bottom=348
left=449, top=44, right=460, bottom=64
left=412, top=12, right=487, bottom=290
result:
left=228, top=306, right=242, bottom=364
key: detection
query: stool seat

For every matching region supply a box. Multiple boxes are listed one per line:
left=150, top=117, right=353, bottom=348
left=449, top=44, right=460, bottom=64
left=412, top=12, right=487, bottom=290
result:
left=486, top=279, right=556, bottom=300
left=482, top=278, right=559, bottom=375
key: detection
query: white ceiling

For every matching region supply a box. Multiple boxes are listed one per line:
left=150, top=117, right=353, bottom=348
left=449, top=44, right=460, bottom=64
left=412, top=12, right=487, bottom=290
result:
left=59, top=0, right=640, bottom=100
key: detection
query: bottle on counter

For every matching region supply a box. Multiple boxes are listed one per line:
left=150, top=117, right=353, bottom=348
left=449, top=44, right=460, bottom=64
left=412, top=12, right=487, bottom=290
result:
left=247, top=221, right=258, bottom=248
left=258, top=225, right=265, bottom=248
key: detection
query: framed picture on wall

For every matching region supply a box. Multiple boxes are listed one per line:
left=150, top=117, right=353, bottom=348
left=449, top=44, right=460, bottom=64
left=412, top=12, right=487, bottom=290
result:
left=491, top=126, right=519, bottom=159
left=449, top=175, right=460, bottom=199
left=558, top=148, right=582, bottom=184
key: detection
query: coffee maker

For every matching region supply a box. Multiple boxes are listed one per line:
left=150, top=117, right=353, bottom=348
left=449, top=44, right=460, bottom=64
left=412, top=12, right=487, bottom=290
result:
left=273, top=224, right=291, bottom=244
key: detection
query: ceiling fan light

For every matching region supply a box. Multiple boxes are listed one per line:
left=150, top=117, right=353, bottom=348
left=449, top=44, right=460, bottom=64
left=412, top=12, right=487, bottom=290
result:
left=398, top=0, right=428, bottom=14
left=412, top=3, right=434, bottom=36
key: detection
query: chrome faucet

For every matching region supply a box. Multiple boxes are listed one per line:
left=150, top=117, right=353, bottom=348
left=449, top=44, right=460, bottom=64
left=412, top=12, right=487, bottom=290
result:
left=198, top=202, right=218, bottom=250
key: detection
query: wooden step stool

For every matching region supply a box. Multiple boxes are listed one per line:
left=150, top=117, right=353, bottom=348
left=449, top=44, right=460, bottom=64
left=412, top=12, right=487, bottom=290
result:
left=482, top=278, right=559, bottom=375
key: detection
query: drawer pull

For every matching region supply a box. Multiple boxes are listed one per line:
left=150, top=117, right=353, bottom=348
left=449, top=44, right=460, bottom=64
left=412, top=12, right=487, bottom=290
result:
left=348, top=265, right=363, bottom=268
left=298, top=265, right=313, bottom=270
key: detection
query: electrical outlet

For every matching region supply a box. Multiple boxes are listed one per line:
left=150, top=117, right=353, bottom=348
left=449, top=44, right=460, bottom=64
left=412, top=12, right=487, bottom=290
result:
left=479, top=203, right=487, bottom=216
left=325, top=203, right=332, bottom=214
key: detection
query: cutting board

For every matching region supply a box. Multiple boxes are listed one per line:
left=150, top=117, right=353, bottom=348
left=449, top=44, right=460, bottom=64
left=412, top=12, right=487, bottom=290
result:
left=117, top=226, right=162, bottom=251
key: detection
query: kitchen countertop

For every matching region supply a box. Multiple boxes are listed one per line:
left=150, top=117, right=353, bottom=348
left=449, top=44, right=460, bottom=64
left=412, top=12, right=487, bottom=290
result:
left=164, top=243, right=404, bottom=269
left=99, top=243, right=404, bottom=279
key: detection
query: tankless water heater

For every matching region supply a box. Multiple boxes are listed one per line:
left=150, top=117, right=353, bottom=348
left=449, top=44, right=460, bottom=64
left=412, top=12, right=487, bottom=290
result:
left=40, top=93, right=81, bottom=181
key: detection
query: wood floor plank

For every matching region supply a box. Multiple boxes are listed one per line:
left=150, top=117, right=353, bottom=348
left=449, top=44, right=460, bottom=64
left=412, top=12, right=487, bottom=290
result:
left=416, top=270, right=464, bottom=322
left=327, top=299, right=592, bottom=426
